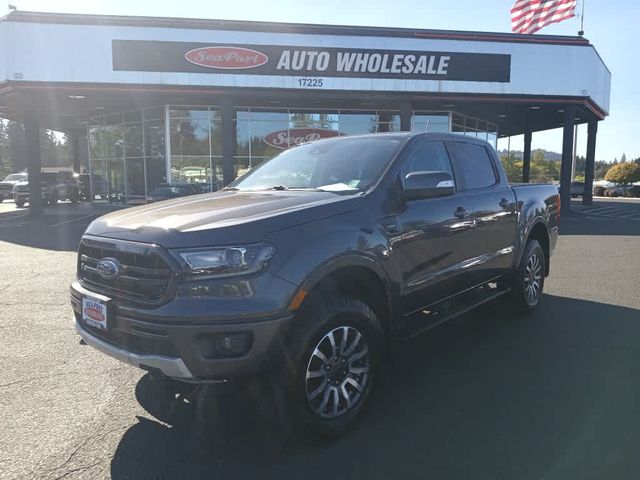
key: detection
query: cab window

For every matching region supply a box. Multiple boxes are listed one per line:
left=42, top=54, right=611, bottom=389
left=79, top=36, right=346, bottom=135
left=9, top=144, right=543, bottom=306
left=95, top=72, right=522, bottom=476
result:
left=401, top=140, right=454, bottom=185
left=447, top=142, right=498, bottom=190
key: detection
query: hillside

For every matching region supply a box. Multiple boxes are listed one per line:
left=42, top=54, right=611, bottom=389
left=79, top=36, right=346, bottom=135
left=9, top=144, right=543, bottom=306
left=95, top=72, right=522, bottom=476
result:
left=497, top=149, right=562, bottom=162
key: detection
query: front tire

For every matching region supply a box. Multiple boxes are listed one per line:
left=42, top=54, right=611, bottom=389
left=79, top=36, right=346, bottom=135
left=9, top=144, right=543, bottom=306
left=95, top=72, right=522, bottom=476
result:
left=284, top=294, right=383, bottom=439
left=15, top=198, right=25, bottom=208
left=509, top=239, right=545, bottom=313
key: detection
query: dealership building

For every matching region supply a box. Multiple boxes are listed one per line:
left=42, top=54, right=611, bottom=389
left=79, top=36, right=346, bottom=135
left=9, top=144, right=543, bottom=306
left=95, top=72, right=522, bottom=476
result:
left=0, top=11, right=610, bottom=213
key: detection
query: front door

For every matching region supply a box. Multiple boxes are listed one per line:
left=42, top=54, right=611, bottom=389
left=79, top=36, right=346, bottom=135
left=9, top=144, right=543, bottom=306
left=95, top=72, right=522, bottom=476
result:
left=389, top=139, right=476, bottom=316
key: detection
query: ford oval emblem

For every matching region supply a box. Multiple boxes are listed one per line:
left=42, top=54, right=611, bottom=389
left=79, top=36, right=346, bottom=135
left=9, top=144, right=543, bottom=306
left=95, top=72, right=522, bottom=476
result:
left=96, top=258, right=120, bottom=280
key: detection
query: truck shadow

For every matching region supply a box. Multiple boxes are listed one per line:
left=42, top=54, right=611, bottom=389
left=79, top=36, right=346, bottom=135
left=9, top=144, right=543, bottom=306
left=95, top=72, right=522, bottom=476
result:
left=111, top=294, right=640, bottom=480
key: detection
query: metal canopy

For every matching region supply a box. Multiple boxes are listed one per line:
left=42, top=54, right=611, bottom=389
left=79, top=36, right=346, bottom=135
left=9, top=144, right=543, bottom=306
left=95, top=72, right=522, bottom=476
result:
left=0, top=82, right=603, bottom=137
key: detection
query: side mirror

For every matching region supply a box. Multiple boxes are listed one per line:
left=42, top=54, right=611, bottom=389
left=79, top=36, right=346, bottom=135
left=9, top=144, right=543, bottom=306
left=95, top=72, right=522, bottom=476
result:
left=403, top=171, right=455, bottom=200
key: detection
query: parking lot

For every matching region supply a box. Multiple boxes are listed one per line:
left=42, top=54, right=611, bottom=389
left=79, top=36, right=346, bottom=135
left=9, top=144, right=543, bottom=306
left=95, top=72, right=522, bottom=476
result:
left=1, top=198, right=639, bottom=480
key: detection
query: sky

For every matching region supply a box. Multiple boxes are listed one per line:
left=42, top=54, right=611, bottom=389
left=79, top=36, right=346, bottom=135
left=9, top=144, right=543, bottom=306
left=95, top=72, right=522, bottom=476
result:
left=6, top=0, right=639, bottom=161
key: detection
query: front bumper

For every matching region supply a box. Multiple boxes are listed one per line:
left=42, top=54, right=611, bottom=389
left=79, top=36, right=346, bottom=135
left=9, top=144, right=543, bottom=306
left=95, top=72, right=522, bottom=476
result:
left=75, top=319, right=196, bottom=379
left=71, top=280, right=295, bottom=382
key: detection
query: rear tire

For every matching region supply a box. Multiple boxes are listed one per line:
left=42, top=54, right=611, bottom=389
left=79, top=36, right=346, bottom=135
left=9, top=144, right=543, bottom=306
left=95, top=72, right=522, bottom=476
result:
left=282, top=293, right=383, bottom=439
left=508, top=239, right=545, bottom=314
left=49, top=194, right=58, bottom=205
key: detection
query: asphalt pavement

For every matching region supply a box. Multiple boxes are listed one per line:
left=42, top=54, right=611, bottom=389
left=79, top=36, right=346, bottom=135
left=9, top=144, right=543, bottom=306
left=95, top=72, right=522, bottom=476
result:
left=0, top=198, right=639, bottom=480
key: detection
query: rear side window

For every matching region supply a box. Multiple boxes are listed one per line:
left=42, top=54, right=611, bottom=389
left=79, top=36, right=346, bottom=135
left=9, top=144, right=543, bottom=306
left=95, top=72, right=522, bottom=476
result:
left=447, top=142, right=497, bottom=190
left=401, top=140, right=453, bottom=178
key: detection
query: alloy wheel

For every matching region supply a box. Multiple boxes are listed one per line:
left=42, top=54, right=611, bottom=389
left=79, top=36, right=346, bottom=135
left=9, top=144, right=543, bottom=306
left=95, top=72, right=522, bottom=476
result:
left=524, top=252, right=543, bottom=305
left=305, top=326, right=370, bottom=419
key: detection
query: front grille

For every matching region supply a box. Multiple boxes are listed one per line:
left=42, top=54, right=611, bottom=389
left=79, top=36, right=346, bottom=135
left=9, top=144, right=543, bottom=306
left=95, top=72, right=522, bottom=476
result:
left=14, top=186, right=28, bottom=193
left=78, top=238, right=176, bottom=306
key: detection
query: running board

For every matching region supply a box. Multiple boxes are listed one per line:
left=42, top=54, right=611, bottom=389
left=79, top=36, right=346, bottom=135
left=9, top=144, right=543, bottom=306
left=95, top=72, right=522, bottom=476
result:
left=393, top=283, right=509, bottom=341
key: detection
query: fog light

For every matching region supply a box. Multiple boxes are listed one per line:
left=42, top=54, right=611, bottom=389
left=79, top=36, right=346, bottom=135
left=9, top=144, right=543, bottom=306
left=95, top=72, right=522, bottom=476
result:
left=197, top=332, right=253, bottom=359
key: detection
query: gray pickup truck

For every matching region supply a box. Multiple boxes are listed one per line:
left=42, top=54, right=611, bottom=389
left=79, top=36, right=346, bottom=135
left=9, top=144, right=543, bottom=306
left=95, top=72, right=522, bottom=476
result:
left=0, top=172, right=27, bottom=202
left=13, top=171, right=80, bottom=208
left=72, top=132, right=559, bottom=437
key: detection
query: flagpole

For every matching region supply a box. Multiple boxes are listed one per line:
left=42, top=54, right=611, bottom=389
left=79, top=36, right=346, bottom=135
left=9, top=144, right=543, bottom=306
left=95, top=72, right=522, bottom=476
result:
left=578, top=0, right=585, bottom=36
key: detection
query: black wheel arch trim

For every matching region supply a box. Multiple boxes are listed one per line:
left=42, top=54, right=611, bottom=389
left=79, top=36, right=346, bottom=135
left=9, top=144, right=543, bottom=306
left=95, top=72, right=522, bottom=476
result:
left=514, top=218, right=550, bottom=272
left=294, top=253, right=397, bottom=327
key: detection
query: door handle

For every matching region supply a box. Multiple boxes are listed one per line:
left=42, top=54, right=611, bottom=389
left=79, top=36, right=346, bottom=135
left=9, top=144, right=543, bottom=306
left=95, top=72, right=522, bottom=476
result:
left=454, top=206, right=469, bottom=219
left=499, top=198, right=509, bottom=209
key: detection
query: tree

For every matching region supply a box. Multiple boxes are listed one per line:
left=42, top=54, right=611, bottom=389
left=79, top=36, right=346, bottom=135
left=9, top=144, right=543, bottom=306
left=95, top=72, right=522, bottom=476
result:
left=595, top=160, right=610, bottom=180
left=605, top=163, right=640, bottom=194
left=500, top=152, right=522, bottom=183
left=621, top=153, right=627, bottom=163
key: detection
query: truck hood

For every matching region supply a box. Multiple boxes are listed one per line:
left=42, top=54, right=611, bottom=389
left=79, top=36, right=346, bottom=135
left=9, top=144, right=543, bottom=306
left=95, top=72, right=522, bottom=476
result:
left=85, top=189, right=362, bottom=248
left=0, top=180, right=22, bottom=187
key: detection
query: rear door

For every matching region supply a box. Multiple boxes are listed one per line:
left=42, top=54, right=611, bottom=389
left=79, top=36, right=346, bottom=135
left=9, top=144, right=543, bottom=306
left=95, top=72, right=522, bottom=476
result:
left=446, top=141, right=517, bottom=285
left=392, top=139, right=476, bottom=315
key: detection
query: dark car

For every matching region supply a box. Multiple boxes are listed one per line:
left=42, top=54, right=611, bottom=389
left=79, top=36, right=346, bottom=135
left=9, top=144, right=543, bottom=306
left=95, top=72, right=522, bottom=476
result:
left=0, top=172, right=27, bottom=201
left=72, top=133, right=559, bottom=437
left=48, top=171, right=81, bottom=203
left=148, top=182, right=197, bottom=202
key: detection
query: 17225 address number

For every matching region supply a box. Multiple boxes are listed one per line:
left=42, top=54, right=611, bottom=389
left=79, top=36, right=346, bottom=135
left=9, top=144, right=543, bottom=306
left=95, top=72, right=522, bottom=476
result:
left=297, top=78, right=324, bottom=88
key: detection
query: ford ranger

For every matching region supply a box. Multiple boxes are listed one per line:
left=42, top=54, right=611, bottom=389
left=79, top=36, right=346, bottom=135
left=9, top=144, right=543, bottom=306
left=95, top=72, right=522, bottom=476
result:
left=71, top=132, right=559, bottom=436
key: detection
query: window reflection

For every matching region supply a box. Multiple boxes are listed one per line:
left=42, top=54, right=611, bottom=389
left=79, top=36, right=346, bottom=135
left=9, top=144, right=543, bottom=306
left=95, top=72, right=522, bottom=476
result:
left=88, top=106, right=166, bottom=204
left=87, top=105, right=499, bottom=204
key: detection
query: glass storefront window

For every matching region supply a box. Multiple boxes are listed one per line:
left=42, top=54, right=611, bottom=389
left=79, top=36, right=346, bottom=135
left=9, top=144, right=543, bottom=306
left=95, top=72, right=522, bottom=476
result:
left=167, top=107, right=221, bottom=190
left=235, top=110, right=290, bottom=172
left=289, top=112, right=339, bottom=130
left=145, top=157, right=166, bottom=193
left=88, top=105, right=501, bottom=204
left=412, top=113, right=450, bottom=133
left=124, top=123, right=143, bottom=158
left=170, top=155, right=211, bottom=186
left=144, top=120, right=165, bottom=157
left=211, top=156, right=224, bottom=190
left=126, top=157, right=146, bottom=200
left=90, top=159, right=107, bottom=200
left=211, top=110, right=223, bottom=157
left=170, top=108, right=211, bottom=157
left=89, top=124, right=105, bottom=160
left=104, top=124, right=124, bottom=159
left=89, top=106, right=166, bottom=203
left=339, top=113, right=378, bottom=135
left=106, top=158, right=126, bottom=203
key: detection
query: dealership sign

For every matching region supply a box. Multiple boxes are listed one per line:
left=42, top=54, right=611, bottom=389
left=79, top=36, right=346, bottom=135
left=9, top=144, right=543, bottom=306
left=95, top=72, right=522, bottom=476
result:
left=263, top=128, right=341, bottom=149
left=113, top=40, right=511, bottom=82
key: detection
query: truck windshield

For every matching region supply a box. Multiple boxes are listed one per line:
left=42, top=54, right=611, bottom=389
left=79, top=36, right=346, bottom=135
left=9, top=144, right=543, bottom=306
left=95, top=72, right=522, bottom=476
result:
left=230, top=136, right=404, bottom=192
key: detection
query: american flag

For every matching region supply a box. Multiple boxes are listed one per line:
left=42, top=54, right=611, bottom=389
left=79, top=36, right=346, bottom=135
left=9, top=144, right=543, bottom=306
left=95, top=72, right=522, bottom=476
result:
left=511, top=0, right=577, bottom=34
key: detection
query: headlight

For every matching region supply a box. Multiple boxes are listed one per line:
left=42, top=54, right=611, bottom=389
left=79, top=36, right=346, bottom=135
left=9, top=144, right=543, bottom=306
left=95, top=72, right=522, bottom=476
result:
left=172, top=243, right=275, bottom=279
